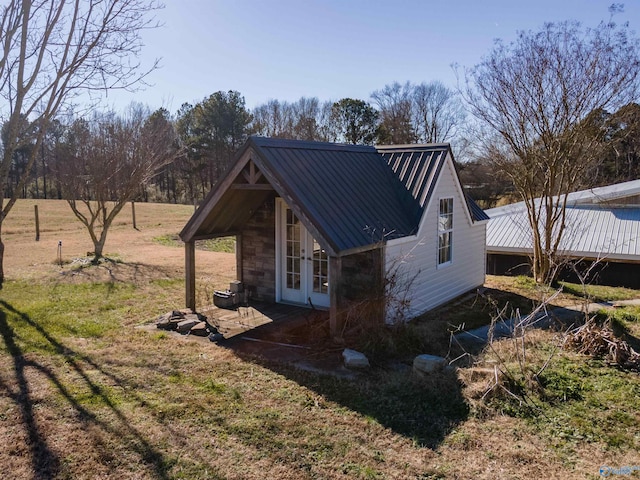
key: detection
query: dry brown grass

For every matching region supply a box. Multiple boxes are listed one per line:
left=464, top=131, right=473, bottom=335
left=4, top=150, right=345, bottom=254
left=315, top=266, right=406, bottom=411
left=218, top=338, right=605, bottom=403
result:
left=3, top=199, right=235, bottom=302
left=1, top=199, right=639, bottom=479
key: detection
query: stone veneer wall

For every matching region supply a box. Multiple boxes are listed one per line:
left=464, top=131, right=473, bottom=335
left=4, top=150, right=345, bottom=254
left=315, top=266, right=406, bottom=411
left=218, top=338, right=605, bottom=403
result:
left=339, top=248, right=383, bottom=302
left=241, top=198, right=276, bottom=302
left=240, top=200, right=384, bottom=305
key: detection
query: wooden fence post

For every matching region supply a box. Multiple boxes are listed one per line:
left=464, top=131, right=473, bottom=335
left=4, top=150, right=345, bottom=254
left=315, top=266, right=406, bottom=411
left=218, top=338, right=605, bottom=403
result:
left=131, top=201, right=137, bottom=230
left=34, top=205, right=40, bottom=241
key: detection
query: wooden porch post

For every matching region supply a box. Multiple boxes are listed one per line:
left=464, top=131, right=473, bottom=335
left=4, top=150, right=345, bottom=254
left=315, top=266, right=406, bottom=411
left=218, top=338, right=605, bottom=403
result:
left=329, top=256, right=342, bottom=338
left=235, top=234, right=243, bottom=282
left=185, top=241, right=196, bottom=311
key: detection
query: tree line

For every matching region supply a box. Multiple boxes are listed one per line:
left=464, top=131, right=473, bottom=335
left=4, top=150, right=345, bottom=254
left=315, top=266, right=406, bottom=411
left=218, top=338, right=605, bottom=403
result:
left=2, top=80, right=473, bottom=206
left=5, top=82, right=639, bottom=212
left=1, top=1, right=639, bottom=287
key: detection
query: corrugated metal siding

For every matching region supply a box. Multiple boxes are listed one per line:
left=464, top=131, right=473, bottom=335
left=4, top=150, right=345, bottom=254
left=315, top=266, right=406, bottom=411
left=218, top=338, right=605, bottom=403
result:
left=487, top=205, right=640, bottom=261
left=486, top=180, right=640, bottom=219
left=385, top=159, right=486, bottom=320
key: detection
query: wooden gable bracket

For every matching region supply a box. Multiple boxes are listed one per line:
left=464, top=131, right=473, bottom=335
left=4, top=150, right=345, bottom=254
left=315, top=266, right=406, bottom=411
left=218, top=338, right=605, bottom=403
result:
left=232, top=159, right=272, bottom=190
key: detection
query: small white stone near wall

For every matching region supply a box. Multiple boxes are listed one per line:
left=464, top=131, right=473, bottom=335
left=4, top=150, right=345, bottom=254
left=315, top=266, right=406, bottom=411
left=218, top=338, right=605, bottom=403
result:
left=342, top=349, right=370, bottom=369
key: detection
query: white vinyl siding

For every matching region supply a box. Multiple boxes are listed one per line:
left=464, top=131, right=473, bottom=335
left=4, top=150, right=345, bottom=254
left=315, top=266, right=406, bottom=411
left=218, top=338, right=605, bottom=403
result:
left=385, top=154, right=486, bottom=321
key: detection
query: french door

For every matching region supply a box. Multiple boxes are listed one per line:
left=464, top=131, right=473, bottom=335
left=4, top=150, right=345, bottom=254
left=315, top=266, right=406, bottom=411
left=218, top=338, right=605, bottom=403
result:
left=278, top=201, right=330, bottom=308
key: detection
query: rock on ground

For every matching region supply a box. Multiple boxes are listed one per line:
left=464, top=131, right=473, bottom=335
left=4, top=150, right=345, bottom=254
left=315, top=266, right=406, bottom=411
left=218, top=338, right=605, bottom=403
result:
left=413, top=354, right=447, bottom=374
left=342, top=349, right=370, bottom=369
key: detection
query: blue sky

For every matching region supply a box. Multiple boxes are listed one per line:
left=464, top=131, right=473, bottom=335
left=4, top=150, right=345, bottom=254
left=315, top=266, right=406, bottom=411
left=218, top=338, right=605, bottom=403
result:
left=101, top=0, right=640, bottom=113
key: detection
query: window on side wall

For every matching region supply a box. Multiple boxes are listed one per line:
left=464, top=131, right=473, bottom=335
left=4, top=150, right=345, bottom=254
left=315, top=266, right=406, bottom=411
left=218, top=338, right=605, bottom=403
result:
left=438, top=197, right=453, bottom=266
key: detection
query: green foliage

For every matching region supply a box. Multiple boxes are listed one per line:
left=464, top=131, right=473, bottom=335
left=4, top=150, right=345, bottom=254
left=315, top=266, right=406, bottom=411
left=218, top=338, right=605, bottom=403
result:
left=594, top=103, right=640, bottom=185
left=482, top=336, right=640, bottom=452
left=152, top=234, right=180, bottom=247
left=514, top=275, right=538, bottom=289
left=175, top=91, right=252, bottom=201
left=0, top=280, right=136, bottom=355
left=196, top=237, right=235, bottom=253
left=538, top=369, right=586, bottom=403
left=606, top=306, right=640, bottom=329
left=331, top=98, right=379, bottom=145
left=150, top=278, right=183, bottom=288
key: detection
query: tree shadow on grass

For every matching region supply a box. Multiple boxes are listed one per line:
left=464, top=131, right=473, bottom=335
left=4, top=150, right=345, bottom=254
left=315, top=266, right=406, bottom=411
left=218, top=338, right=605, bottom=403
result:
left=0, top=300, right=172, bottom=480
left=290, top=362, right=469, bottom=448
left=57, top=259, right=177, bottom=285
left=224, top=335, right=469, bottom=449
left=0, top=308, right=60, bottom=478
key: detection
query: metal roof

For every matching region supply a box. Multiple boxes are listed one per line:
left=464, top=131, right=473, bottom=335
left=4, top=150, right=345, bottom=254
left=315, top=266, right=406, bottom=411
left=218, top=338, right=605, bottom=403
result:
left=181, top=137, right=487, bottom=255
left=378, top=143, right=489, bottom=221
left=487, top=198, right=640, bottom=262
left=487, top=179, right=640, bottom=218
left=255, top=137, right=420, bottom=254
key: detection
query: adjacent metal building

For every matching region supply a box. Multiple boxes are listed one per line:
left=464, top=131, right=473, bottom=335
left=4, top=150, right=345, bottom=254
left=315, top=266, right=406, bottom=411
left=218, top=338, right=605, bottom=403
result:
left=486, top=180, right=640, bottom=287
left=180, top=137, right=489, bottom=335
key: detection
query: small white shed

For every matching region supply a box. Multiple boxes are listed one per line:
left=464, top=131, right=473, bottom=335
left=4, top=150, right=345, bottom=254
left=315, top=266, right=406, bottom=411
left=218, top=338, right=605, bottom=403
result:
left=180, top=137, right=489, bottom=335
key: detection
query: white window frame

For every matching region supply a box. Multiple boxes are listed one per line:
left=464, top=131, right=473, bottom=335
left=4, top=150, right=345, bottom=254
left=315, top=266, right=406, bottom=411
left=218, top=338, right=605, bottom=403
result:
left=438, top=197, right=453, bottom=267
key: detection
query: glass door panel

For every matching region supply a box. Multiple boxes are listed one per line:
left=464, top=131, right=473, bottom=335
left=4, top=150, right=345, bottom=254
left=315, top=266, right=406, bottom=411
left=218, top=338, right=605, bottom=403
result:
left=285, top=209, right=301, bottom=290
left=281, top=206, right=305, bottom=304
left=279, top=202, right=330, bottom=308
left=311, top=239, right=328, bottom=294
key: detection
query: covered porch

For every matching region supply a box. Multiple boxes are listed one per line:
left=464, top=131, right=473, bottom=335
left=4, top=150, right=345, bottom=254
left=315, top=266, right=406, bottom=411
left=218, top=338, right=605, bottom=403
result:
left=180, top=139, right=389, bottom=338
left=180, top=158, right=349, bottom=338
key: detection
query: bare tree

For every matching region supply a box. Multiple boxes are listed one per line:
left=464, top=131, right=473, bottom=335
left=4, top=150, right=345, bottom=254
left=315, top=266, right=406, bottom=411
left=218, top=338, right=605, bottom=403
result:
left=291, top=97, right=326, bottom=141
left=464, top=19, right=640, bottom=283
left=0, top=0, right=162, bottom=287
left=251, top=97, right=332, bottom=142
left=413, top=81, right=465, bottom=143
left=371, top=80, right=465, bottom=145
left=371, top=81, right=416, bottom=144
left=251, top=99, right=294, bottom=138
left=58, top=105, right=178, bottom=261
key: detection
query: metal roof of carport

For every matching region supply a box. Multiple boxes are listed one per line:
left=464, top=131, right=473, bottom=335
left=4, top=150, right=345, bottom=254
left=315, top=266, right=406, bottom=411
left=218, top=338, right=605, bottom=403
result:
left=487, top=205, right=640, bottom=261
left=181, top=136, right=486, bottom=256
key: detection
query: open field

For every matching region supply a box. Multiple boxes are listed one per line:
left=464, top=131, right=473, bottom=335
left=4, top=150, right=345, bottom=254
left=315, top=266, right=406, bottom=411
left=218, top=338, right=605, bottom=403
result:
left=2, top=199, right=236, bottom=304
left=1, top=199, right=640, bottom=479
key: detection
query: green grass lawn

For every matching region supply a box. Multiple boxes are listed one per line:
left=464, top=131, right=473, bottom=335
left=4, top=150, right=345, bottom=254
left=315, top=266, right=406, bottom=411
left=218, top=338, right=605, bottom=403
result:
left=152, top=233, right=236, bottom=253
left=1, top=274, right=639, bottom=479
